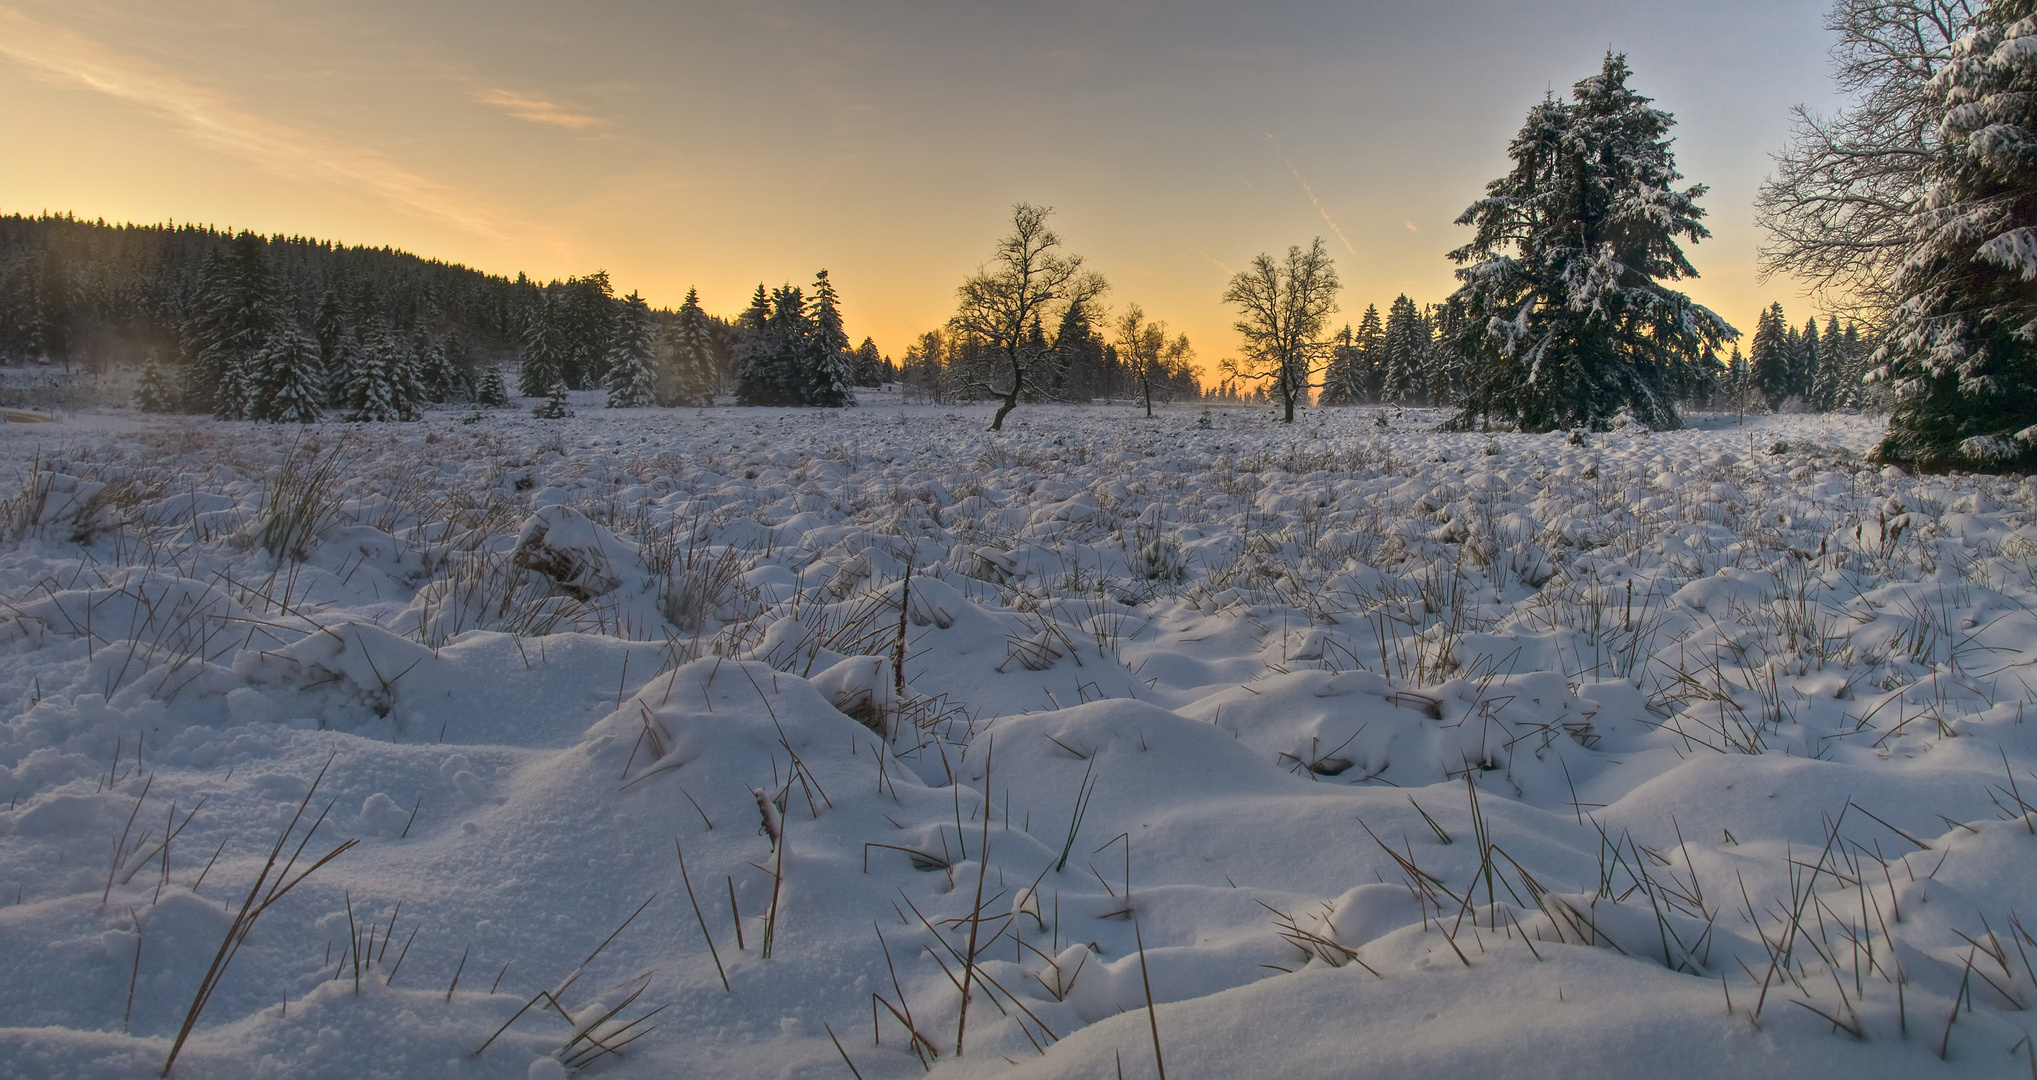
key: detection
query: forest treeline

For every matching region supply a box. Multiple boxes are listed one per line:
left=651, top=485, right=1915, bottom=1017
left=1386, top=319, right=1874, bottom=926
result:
left=0, top=214, right=898, bottom=419
left=10, top=0, right=2036, bottom=468
left=0, top=208, right=1867, bottom=423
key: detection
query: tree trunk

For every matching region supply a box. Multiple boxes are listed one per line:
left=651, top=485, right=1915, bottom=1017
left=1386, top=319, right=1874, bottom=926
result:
left=990, top=349, right=1024, bottom=431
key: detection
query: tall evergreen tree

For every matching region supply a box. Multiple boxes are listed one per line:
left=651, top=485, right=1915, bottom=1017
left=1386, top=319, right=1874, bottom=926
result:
left=326, top=330, right=363, bottom=409
left=851, top=337, right=885, bottom=388
left=251, top=324, right=326, bottom=423
left=1825, top=317, right=1857, bottom=409
left=419, top=336, right=465, bottom=403
left=1050, top=298, right=1107, bottom=400
left=1804, top=317, right=1839, bottom=410
left=659, top=287, right=717, bottom=407
left=1351, top=304, right=1385, bottom=401
left=1750, top=303, right=1792, bottom=409
left=1833, top=319, right=1871, bottom=409
left=1319, top=325, right=1362, bottom=406
left=1379, top=294, right=1430, bottom=404
left=560, top=272, right=615, bottom=389
left=1782, top=320, right=1808, bottom=402
left=519, top=293, right=568, bottom=398
left=604, top=292, right=657, bottom=407
left=184, top=232, right=277, bottom=418
left=313, top=287, right=344, bottom=376
left=733, top=284, right=786, bottom=406
left=1875, top=3, right=2037, bottom=468
left=346, top=322, right=420, bottom=422
left=753, top=284, right=809, bottom=404
left=1449, top=53, right=1734, bottom=430
left=1724, top=344, right=1754, bottom=415
left=804, top=270, right=855, bottom=407
left=1428, top=302, right=1471, bottom=406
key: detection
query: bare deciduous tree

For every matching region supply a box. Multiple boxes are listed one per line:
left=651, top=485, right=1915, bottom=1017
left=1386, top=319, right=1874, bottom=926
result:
left=1756, top=0, right=1979, bottom=318
left=950, top=203, right=1106, bottom=430
left=1114, top=304, right=1182, bottom=419
left=1221, top=238, right=1340, bottom=423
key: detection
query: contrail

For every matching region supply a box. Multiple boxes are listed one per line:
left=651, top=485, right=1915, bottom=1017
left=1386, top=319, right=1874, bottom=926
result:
left=0, top=6, right=557, bottom=249
left=1264, top=133, right=1357, bottom=255
left=1195, top=249, right=1236, bottom=277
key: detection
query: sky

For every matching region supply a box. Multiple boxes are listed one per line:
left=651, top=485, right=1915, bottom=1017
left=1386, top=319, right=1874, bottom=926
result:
left=0, top=0, right=1845, bottom=371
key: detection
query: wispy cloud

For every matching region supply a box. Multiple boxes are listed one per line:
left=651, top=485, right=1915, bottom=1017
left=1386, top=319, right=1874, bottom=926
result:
left=471, top=87, right=607, bottom=130
left=1404, top=220, right=1417, bottom=232
left=0, top=5, right=547, bottom=246
left=1264, top=133, right=1356, bottom=256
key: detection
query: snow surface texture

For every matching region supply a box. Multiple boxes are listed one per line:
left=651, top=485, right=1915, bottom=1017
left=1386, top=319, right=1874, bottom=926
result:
left=2, top=397, right=2037, bottom=1079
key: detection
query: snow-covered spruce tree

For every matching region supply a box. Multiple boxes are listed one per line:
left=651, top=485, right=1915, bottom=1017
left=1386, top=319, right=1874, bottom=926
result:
left=1875, top=4, right=2037, bottom=469
left=419, top=336, right=466, bottom=403
left=1351, top=303, right=1385, bottom=400
left=1449, top=53, right=1735, bottom=431
left=658, top=287, right=716, bottom=407
left=1428, top=302, right=1472, bottom=405
left=313, top=287, right=344, bottom=373
left=475, top=364, right=509, bottom=407
left=325, top=331, right=362, bottom=409
left=1318, top=325, right=1361, bottom=406
left=1829, top=317, right=1875, bottom=409
left=394, top=337, right=427, bottom=415
left=851, top=337, right=885, bottom=388
left=733, top=285, right=786, bottom=406
left=559, top=272, right=615, bottom=389
left=250, top=324, right=325, bottom=423
left=532, top=378, right=572, bottom=418
left=345, top=325, right=419, bottom=422
left=1803, top=318, right=1838, bottom=410
left=183, top=232, right=277, bottom=418
left=604, top=291, right=657, bottom=407
left=1050, top=299, right=1107, bottom=400
left=1722, top=345, right=1752, bottom=415
left=135, top=353, right=177, bottom=413
left=1379, top=294, right=1430, bottom=404
left=519, top=293, right=568, bottom=398
left=736, top=284, right=811, bottom=406
left=1750, top=303, right=1791, bottom=409
left=804, top=269, right=855, bottom=407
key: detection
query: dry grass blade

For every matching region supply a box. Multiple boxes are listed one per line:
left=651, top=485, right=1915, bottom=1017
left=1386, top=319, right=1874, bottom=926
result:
left=1055, top=756, right=1098, bottom=873
left=161, top=753, right=354, bottom=1076
left=256, top=435, right=351, bottom=563
left=1134, top=920, right=1167, bottom=1080
left=472, top=894, right=658, bottom=1058
left=826, top=1021, right=867, bottom=1080
left=677, top=839, right=730, bottom=992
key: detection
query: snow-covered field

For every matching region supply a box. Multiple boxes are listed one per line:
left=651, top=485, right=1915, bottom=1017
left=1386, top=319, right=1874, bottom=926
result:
left=3, top=397, right=2036, bottom=1079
